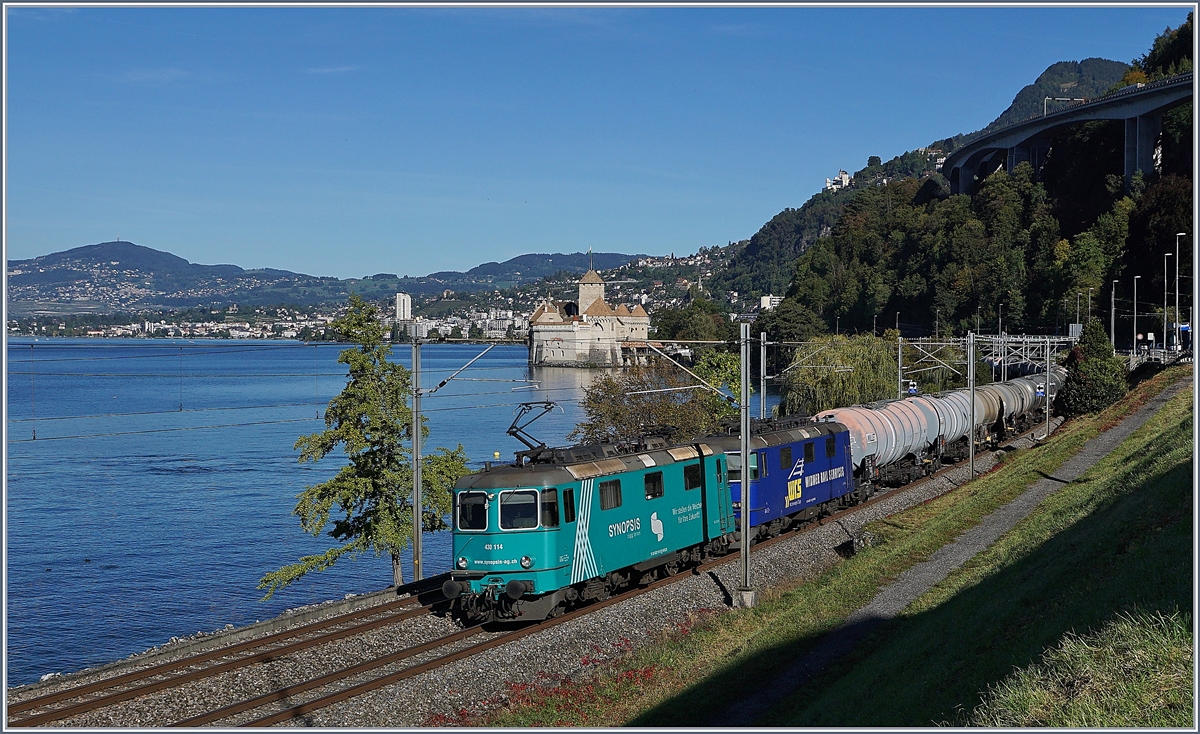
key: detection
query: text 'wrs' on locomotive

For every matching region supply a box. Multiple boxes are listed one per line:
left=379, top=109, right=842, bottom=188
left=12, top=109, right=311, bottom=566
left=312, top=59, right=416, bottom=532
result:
left=442, top=366, right=1067, bottom=623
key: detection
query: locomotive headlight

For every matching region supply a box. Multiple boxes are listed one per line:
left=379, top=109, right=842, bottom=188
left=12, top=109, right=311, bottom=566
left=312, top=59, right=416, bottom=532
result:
left=456, top=556, right=469, bottom=570
left=520, top=555, right=533, bottom=569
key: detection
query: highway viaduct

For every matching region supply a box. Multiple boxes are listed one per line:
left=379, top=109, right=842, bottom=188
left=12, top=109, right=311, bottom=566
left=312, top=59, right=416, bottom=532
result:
left=941, top=73, right=1193, bottom=195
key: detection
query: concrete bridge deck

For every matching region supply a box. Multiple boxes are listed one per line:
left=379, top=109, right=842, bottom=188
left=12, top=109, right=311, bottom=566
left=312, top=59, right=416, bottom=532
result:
left=943, top=73, right=1193, bottom=194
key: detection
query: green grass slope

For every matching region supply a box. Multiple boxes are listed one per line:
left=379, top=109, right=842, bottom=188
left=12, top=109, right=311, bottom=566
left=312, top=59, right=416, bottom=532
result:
left=762, top=378, right=1193, bottom=726
left=469, top=368, right=1191, bottom=728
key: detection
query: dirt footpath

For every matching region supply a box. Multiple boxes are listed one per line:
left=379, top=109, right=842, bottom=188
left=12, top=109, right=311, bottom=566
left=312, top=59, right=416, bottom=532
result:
left=708, top=374, right=1193, bottom=727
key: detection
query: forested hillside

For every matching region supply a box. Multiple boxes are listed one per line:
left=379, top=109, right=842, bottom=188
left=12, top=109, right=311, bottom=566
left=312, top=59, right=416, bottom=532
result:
left=982, top=58, right=1129, bottom=131
left=712, top=149, right=942, bottom=299
left=710, top=19, right=1190, bottom=309
left=734, top=14, right=1192, bottom=344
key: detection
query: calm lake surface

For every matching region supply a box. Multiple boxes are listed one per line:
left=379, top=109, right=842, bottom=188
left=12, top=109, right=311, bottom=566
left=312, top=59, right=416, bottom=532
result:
left=5, top=339, right=612, bottom=686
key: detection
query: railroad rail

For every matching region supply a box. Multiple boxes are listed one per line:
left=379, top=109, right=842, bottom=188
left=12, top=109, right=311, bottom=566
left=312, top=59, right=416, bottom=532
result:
left=5, top=576, right=450, bottom=727
left=196, top=433, right=1025, bottom=727
left=8, top=427, right=1046, bottom=727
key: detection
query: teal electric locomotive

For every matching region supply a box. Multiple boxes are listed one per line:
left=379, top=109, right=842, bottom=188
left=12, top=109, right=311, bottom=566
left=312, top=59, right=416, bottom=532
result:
left=441, top=434, right=737, bottom=621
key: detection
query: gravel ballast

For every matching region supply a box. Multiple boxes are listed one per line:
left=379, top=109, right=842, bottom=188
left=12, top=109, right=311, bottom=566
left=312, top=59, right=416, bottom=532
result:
left=277, top=422, right=1066, bottom=728
left=9, top=418, right=1084, bottom=728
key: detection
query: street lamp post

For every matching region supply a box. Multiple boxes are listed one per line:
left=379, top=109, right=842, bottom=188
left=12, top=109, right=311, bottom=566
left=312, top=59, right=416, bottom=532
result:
left=895, top=311, right=899, bottom=333
left=1133, top=275, right=1141, bottom=352
left=998, top=303, right=1003, bottom=336
left=1087, top=287, right=1093, bottom=322
left=1111, top=280, right=1119, bottom=350
left=873, top=313, right=877, bottom=336
left=1164, top=253, right=1172, bottom=350
left=1176, top=233, right=1186, bottom=349
left=935, top=309, right=940, bottom=338
left=1075, top=292, right=1081, bottom=327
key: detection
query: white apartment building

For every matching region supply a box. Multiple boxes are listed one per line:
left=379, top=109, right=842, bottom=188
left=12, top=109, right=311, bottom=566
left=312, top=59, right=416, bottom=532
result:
left=395, top=292, right=412, bottom=322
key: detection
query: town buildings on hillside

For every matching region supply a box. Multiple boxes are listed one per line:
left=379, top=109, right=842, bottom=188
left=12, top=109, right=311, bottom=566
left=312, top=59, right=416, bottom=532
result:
left=824, top=170, right=852, bottom=191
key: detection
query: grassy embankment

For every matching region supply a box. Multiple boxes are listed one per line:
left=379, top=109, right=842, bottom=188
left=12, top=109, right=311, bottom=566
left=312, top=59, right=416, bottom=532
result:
left=462, top=366, right=1192, bottom=728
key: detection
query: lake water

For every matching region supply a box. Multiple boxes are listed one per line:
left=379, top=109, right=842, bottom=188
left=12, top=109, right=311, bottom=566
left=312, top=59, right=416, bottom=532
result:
left=5, top=337, right=782, bottom=687
left=4, top=339, right=612, bottom=687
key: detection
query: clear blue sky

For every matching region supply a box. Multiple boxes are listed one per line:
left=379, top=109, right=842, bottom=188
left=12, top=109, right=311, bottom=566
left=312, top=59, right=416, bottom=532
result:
left=4, top=5, right=1191, bottom=279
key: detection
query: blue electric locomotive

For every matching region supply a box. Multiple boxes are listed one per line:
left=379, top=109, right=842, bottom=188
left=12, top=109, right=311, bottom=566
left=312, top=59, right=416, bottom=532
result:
left=705, top=419, right=856, bottom=543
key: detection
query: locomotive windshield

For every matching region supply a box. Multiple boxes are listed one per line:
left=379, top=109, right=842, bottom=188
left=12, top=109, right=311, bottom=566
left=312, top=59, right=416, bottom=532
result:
left=727, top=453, right=758, bottom=481
left=499, top=489, right=540, bottom=529
left=457, top=491, right=488, bottom=531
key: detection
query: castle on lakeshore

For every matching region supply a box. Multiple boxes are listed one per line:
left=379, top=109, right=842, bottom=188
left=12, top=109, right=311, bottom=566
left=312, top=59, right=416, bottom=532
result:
left=528, top=269, right=651, bottom=367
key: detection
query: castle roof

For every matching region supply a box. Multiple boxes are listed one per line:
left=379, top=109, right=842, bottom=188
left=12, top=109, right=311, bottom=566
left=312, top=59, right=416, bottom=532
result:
left=630, top=304, right=649, bottom=317
left=530, top=300, right=563, bottom=323
left=614, top=304, right=631, bottom=316
left=579, top=269, right=604, bottom=284
left=584, top=299, right=615, bottom=316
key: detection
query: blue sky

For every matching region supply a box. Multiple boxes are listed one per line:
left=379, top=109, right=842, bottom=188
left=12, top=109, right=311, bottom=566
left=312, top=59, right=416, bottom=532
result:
left=4, top=5, right=1191, bottom=279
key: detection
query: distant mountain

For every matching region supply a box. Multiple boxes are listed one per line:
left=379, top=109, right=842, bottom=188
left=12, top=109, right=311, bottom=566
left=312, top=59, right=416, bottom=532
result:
left=6, top=241, right=645, bottom=315
left=429, top=252, right=639, bottom=283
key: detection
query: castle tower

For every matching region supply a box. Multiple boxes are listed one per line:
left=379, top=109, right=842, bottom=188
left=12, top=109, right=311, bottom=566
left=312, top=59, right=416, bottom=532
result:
left=577, top=270, right=605, bottom=315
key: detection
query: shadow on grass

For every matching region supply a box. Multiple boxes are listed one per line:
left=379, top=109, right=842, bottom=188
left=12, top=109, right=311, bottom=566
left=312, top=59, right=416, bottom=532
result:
left=630, top=410, right=1193, bottom=727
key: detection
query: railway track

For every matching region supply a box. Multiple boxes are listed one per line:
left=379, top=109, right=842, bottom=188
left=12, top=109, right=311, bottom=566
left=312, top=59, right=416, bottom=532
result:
left=184, top=554, right=738, bottom=727
left=5, top=577, right=450, bottom=727
left=7, top=430, right=1043, bottom=727
left=193, top=443, right=1014, bottom=727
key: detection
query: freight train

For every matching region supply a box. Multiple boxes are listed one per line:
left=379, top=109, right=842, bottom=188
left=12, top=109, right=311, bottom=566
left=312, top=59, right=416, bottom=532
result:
left=441, top=365, right=1067, bottom=622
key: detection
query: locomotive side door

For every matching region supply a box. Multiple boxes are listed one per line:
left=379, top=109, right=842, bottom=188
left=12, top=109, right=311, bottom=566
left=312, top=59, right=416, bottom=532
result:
left=714, top=454, right=734, bottom=534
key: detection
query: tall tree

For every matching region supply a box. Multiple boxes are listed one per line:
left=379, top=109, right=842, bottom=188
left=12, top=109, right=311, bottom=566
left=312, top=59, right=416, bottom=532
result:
left=1057, top=318, right=1128, bottom=416
left=753, top=297, right=826, bottom=375
left=258, top=295, right=470, bottom=598
left=651, top=299, right=736, bottom=342
left=780, top=333, right=900, bottom=415
left=570, top=354, right=744, bottom=445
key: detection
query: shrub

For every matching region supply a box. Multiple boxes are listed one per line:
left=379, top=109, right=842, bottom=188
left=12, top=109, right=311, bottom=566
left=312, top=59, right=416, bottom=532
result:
left=1057, top=319, right=1127, bottom=416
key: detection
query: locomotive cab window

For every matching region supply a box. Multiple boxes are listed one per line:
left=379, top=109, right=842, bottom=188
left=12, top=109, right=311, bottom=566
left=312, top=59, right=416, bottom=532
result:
left=499, top=489, right=539, bottom=530
left=716, top=459, right=725, bottom=485
left=780, top=446, right=793, bottom=471
left=457, top=491, right=488, bottom=531
left=644, top=471, right=664, bottom=500
left=804, top=442, right=815, bottom=463
left=728, top=453, right=758, bottom=481
left=599, top=479, right=622, bottom=510
left=826, top=437, right=836, bottom=458
left=562, top=488, right=576, bottom=524
left=683, top=463, right=703, bottom=491
left=540, top=488, right=560, bottom=528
